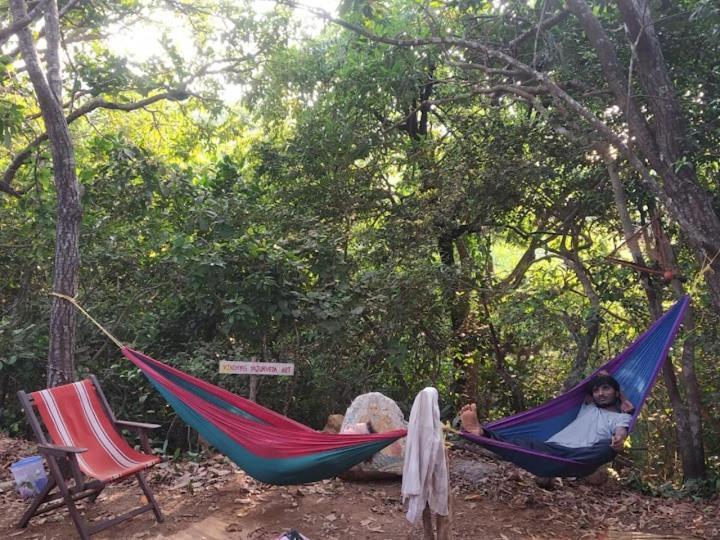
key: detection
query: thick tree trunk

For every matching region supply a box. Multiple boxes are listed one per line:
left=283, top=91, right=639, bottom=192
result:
left=566, top=0, right=720, bottom=313
left=649, top=208, right=706, bottom=479
left=606, top=155, right=705, bottom=480
left=658, top=354, right=704, bottom=480
left=616, top=0, right=720, bottom=310
left=670, top=310, right=706, bottom=479
left=11, top=0, right=81, bottom=386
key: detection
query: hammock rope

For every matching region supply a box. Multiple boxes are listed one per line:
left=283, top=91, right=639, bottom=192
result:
left=50, top=292, right=125, bottom=348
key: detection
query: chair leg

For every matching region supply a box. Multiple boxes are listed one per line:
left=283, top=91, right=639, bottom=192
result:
left=44, top=458, right=91, bottom=540
left=136, top=472, right=164, bottom=523
left=17, top=475, right=56, bottom=528
left=88, top=484, right=105, bottom=503
left=60, top=483, right=91, bottom=540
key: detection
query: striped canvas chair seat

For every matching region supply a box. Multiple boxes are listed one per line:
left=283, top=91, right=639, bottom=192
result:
left=32, top=379, right=160, bottom=482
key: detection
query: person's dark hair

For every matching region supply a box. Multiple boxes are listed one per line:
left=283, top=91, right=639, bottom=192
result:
left=588, top=374, right=620, bottom=393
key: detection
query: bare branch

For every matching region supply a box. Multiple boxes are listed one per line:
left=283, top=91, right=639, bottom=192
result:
left=450, top=61, right=522, bottom=77
left=508, top=9, right=571, bottom=49
left=0, top=181, right=26, bottom=197
left=495, top=236, right=542, bottom=292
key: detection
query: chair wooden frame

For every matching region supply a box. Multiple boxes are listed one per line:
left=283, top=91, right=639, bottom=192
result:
left=17, top=375, right=164, bottom=539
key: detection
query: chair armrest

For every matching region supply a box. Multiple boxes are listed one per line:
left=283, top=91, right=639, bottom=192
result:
left=37, top=443, right=87, bottom=456
left=38, top=443, right=87, bottom=485
left=116, top=420, right=161, bottom=431
left=116, top=420, right=159, bottom=455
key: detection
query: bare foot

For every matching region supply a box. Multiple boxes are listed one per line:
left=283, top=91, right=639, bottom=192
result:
left=460, top=403, right=484, bottom=436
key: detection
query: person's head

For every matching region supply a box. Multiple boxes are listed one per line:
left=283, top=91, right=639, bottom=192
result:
left=588, top=374, right=620, bottom=409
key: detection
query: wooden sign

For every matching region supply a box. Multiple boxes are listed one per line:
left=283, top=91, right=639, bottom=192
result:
left=219, top=361, right=294, bottom=376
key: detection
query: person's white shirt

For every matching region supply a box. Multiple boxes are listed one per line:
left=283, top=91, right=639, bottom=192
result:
left=546, top=402, right=632, bottom=448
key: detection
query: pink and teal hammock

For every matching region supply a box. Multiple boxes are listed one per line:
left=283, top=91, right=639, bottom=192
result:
left=71, top=296, right=686, bottom=484
left=120, top=348, right=406, bottom=485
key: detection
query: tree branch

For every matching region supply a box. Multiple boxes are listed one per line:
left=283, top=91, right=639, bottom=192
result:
left=0, top=90, right=191, bottom=193
left=3, top=0, right=84, bottom=58
left=43, top=0, right=62, bottom=102
left=0, top=0, right=48, bottom=46
left=508, top=9, right=571, bottom=49
left=495, top=236, right=542, bottom=292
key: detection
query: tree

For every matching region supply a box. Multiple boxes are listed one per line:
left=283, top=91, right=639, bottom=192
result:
left=1, top=0, right=263, bottom=385
left=9, top=0, right=81, bottom=386
left=281, top=0, right=715, bottom=480
left=291, top=0, right=720, bottom=314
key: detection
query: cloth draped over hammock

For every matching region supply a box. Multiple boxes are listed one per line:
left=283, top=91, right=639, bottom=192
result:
left=460, top=296, right=690, bottom=477
left=121, top=348, right=406, bottom=485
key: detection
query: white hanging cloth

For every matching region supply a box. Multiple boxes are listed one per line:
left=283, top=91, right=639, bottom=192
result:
left=401, top=387, right=449, bottom=524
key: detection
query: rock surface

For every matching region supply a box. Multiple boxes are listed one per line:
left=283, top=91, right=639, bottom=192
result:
left=339, top=392, right=407, bottom=479
left=321, top=414, right=345, bottom=434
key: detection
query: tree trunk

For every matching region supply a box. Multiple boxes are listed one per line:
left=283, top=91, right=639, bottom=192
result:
left=566, top=0, right=720, bottom=313
left=0, top=371, right=10, bottom=414
left=10, top=0, right=82, bottom=387
left=606, top=154, right=705, bottom=480
left=616, top=0, right=720, bottom=311
left=648, top=207, right=706, bottom=479
left=604, top=154, right=660, bottom=307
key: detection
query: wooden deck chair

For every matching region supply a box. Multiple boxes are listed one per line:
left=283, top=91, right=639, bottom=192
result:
left=17, top=375, right=164, bottom=539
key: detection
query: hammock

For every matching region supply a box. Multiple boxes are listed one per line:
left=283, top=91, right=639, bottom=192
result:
left=121, top=348, right=406, bottom=485
left=460, top=296, right=690, bottom=477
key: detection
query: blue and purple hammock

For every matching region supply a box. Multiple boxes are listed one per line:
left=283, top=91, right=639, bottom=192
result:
left=117, top=296, right=688, bottom=484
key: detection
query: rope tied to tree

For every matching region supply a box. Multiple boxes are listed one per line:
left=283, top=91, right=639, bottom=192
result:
left=49, top=292, right=125, bottom=349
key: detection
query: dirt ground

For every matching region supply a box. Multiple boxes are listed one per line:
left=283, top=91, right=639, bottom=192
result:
left=1, top=436, right=718, bottom=539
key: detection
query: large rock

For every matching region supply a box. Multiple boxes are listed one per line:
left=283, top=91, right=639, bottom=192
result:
left=322, top=414, right=345, bottom=434
left=339, top=392, right=406, bottom=479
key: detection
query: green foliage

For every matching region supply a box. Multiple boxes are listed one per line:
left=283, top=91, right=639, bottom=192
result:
left=624, top=471, right=720, bottom=500
left=1, top=0, right=719, bottom=489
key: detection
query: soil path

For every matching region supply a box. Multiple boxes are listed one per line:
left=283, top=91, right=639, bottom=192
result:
left=1, top=437, right=717, bottom=539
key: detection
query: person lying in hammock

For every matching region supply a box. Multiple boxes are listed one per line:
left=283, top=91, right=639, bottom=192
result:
left=460, top=372, right=634, bottom=459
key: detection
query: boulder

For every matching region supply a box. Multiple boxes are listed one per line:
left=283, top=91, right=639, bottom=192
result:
left=339, top=392, right=407, bottom=479
left=321, top=414, right=345, bottom=434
